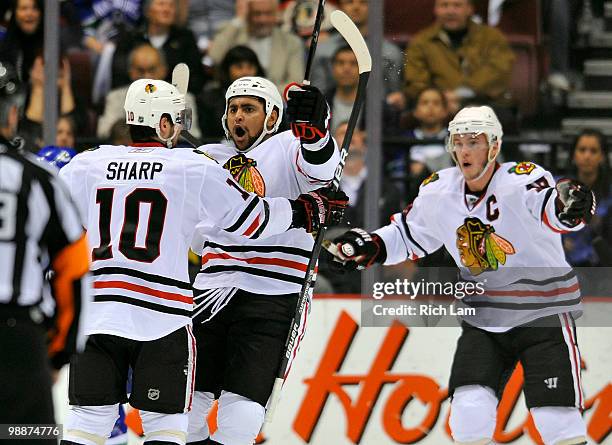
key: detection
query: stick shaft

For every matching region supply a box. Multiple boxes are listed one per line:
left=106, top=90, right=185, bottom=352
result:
left=265, top=71, right=370, bottom=422
left=303, top=0, right=326, bottom=83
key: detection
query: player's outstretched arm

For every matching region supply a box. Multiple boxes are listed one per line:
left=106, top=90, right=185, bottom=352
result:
left=201, top=166, right=348, bottom=239
left=285, top=83, right=339, bottom=187
left=325, top=192, right=444, bottom=270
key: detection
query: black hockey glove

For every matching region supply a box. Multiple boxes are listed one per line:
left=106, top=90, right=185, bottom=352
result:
left=290, top=187, right=348, bottom=233
left=555, top=178, right=596, bottom=227
left=285, top=83, right=331, bottom=144
left=325, top=228, right=387, bottom=271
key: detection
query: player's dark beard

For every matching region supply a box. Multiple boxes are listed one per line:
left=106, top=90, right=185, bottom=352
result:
left=233, top=127, right=264, bottom=152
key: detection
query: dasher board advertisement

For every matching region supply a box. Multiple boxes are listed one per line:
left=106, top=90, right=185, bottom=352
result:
left=53, top=297, right=612, bottom=444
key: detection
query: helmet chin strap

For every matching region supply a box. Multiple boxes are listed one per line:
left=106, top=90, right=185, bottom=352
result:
left=155, top=124, right=182, bottom=148
left=233, top=112, right=275, bottom=153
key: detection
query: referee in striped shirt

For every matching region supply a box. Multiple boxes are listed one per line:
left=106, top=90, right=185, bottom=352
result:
left=0, top=61, right=91, bottom=426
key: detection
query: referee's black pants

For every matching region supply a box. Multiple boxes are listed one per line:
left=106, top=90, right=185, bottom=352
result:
left=0, top=308, right=55, bottom=443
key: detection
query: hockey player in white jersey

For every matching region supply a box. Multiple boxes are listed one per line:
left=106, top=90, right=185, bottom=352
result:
left=328, top=106, right=595, bottom=445
left=58, top=78, right=348, bottom=445
left=185, top=77, right=341, bottom=445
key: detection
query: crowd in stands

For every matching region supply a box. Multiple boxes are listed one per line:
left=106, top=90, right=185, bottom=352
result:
left=1, top=0, right=610, bottom=293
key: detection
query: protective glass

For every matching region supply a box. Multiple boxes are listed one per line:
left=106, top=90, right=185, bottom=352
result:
left=176, top=108, right=192, bottom=131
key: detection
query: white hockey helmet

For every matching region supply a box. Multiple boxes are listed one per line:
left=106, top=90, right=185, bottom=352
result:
left=447, top=106, right=503, bottom=154
left=446, top=106, right=503, bottom=178
left=124, top=78, right=191, bottom=146
left=222, top=76, right=283, bottom=152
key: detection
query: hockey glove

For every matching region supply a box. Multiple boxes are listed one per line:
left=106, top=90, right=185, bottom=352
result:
left=290, top=187, right=349, bottom=233
left=555, top=178, right=596, bottom=227
left=325, top=228, right=387, bottom=271
left=285, top=83, right=331, bottom=144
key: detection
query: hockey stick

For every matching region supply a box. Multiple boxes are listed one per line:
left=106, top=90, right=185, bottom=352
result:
left=303, top=0, right=326, bottom=84
left=265, top=10, right=372, bottom=422
left=171, top=63, right=203, bottom=148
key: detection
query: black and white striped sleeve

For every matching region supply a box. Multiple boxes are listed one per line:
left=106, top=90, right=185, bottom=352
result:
left=200, top=165, right=293, bottom=239
left=374, top=193, right=444, bottom=265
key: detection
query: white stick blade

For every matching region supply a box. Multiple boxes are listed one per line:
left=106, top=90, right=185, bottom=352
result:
left=330, top=10, right=372, bottom=74
left=172, top=63, right=189, bottom=95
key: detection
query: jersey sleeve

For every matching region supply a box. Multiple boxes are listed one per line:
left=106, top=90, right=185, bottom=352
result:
left=521, top=168, right=585, bottom=234
left=58, top=156, right=88, bottom=223
left=42, top=173, right=91, bottom=369
left=290, top=131, right=340, bottom=192
left=374, top=191, right=444, bottom=265
left=199, top=164, right=293, bottom=239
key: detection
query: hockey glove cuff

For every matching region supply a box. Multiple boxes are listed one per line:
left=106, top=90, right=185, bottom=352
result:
left=555, top=178, right=596, bottom=227
left=290, top=188, right=349, bottom=233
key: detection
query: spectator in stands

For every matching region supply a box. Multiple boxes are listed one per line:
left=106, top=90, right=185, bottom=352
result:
left=112, top=0, right=206, bottom=93
left=55, top=116, right=76, bottom=149
left=0, top=0, right=44, bottom=84
left=310, top=0, right=406, bottom=111
left=406, top=87, right=451, bottom=171
left=563, top=128, right=612, bottom=266
left=326, top=45, right=401, bottom=135
left=281, top=0, right=337, bottom=48
left=98, top=44, right=201, bottom=139
left=198, top=45, right=265, bottom=139
left=326, top=45, right=364, bottom=135
left=175, top=0, right=235, bottom=57
left=208, top=0, right=304, bottom=93
left=404, top=0, right=515, bottom=109
left=19, top=56, right=81, bottom=153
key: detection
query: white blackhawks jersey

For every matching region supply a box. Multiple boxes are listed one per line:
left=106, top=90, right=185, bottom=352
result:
left=375, top=162, right=584, bottom=332
left=190, top=131, right=339, bottom=301
left=59, top=144, right=293, bottom=340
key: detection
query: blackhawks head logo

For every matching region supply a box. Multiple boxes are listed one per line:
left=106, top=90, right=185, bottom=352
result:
left=508, top=161, right=536, bottom=175
left=456, top=217, right=516, bottom=276
left=223, top=153, right=266, bottom=197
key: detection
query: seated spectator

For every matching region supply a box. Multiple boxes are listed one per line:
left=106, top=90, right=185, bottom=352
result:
left=19, top=56, right=83, bottom=153
left=563, top=129, right=612, bottom=267
left=112, top=0, right=206, bottom=93
left=73, top=0, right=144, bottom=55
left=208, top=0, right=304, bottom=93
left=0, top=0, right=44, bottom=84
left=198, top=45, right=265, bottom=139
left=405, top=87, right=451, bottom=172
left=325, top=45, right=401, bottom=135
left=176, top=0, right=235, bottom=57
left=55, top=115, right=76, bottom=149
left=310, top=0, right=405, bottom=111
left=98, top=44, right=201, bottom=139
left=281, top=0, right=337, bottom=48
left=404, top=0, right=515, bottom=109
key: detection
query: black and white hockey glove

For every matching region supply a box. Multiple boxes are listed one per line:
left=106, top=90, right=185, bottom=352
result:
left=325, top=228, right=387, bottom=271
left=290, top=187, right=348, bottom=233
left=285, top=83, right=331, bottom=145
left=555, top=178, right=596, bottom=227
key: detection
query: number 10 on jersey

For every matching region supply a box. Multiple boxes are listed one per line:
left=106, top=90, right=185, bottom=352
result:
left=92, top=188, right=168, bottom=263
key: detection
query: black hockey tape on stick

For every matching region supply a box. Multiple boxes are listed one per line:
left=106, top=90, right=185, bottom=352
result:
left=303, top=0, right=326, bottom=85
left=180, top=129, right=203, bottom=148
left=265, top=10, right=372, bottom=423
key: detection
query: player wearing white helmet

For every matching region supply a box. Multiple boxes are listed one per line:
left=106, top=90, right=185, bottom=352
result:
left=58, top=78, right=347, bottom=445
left=185, top=77, right=341, bottom=445
left=326, top=105, right=594, bottom=445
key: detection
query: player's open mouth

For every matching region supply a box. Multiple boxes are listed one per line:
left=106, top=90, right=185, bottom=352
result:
left=462, top=162, right=471, bottom=168
left=234, top=126, right=246, bottom=138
